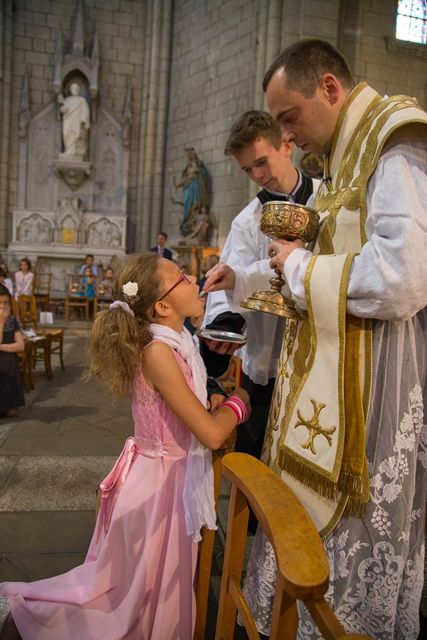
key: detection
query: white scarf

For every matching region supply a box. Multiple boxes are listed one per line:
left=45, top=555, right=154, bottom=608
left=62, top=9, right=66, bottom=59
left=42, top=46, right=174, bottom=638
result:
left=149, top=323, right=217, bottom=542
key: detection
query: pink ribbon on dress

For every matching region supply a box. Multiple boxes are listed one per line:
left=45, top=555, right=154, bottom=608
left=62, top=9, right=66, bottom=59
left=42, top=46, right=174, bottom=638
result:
left=97, top=437, right=139, bottom=540
left=95, top=437, right=189, bottom=542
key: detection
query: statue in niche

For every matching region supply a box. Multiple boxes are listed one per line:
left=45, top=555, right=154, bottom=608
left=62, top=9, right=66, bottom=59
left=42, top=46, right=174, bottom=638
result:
left=173, top=147, right=210, bottom=239
left=57, top=83, right=90, bottom=159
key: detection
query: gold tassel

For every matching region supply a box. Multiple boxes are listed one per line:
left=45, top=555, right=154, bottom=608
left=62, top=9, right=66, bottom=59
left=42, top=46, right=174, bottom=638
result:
left=279, top=449, right=370, bottom=518
left=278, top=449, right=338, bottom=501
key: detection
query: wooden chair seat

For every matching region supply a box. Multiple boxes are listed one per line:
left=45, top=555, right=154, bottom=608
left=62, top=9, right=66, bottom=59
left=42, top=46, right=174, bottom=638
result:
left=215, top=452, right=370, bottom=640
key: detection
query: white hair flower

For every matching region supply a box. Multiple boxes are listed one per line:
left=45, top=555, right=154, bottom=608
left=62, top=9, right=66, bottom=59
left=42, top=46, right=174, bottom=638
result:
left=122, top=281, right=138, bottom=298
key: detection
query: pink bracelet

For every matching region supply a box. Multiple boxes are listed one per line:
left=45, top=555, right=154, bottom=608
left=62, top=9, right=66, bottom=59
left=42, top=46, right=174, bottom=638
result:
left=222, top=395, right=248, bottom=425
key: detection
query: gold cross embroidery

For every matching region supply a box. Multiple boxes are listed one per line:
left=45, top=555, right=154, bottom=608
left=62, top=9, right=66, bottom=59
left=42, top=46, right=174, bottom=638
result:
left=295, top=399, right=336, bottom=455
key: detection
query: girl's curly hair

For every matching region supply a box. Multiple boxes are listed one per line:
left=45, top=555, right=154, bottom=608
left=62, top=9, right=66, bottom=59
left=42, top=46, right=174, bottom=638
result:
left=87, top=252, right=162, bottom=396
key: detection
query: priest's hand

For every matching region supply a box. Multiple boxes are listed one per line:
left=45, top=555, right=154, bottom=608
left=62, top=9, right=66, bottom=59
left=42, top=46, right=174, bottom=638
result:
left=203, top=262, right=236, bottom=292
left=269, top=239, right=305, bottom=271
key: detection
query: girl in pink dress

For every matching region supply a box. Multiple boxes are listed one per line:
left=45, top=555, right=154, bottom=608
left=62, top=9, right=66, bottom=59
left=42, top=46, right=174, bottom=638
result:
left=0, top=252, right=250, bottom=640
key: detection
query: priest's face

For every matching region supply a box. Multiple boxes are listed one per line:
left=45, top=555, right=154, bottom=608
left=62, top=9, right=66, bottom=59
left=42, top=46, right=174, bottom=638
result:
left=266, top=69, right=338, bottom=156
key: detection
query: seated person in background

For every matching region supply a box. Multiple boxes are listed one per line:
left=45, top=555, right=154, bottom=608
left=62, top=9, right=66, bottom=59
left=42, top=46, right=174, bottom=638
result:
left=80, top=267, right=96, bottom=299
left=150, top=231, right=173, bottom=260
left=14, top=258, right=34, bottom=298
left=79, top=254, right=98, bottom=276
left=80, top=267, right=97, bottom=319
left=0, top=264, right=14, bottom=297
left=0, top=283, right=25, bottom=418
left=99, top=267, right=115, bottom=300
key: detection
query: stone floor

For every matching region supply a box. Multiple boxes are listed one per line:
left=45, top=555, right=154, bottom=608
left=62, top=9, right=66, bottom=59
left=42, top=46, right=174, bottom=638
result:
left=0, top=319, right=249, bottom=639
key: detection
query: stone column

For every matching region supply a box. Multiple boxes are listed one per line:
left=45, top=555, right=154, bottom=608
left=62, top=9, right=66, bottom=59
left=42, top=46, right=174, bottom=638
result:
left=248, top=0, right=283, bottom=199
left=337, top=0, right=362, bottom=75
left=254, top=0, right=283, bottom=111
left=0, top=0, right=13, bottom=250
left=135, top=0, right=173, bottom=251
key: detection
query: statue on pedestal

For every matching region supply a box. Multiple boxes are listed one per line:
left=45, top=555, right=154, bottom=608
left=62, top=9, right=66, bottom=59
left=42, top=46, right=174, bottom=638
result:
left=173, top=146, right=210, bottom=239
left=58, top=83, right=90, bottom=159
left=54, top=82, right=92, bottom=190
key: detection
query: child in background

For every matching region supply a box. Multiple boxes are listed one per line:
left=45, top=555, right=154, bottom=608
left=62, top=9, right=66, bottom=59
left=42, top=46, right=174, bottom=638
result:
left=98, top=266, right=115, bottom=300
left=0, top=284, right=25, bottom=418
left=80, top=266, right=97, bottom=318
left=14, top=259, right=34, bottom=298
left=0, top=264, right=13, bottom=297
left=80, top=266, right=96, bottom=299
left=0, top=252, right=250, bottom=639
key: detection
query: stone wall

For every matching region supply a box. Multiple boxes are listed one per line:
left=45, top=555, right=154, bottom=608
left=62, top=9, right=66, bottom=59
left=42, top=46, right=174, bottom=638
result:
left=0, top=0, right=426, bottom=256
left=1, top=0, right=145, bottom=262
left=163, top=0, right=260, bottom=248
left=339, top=0, right=427, bottom=106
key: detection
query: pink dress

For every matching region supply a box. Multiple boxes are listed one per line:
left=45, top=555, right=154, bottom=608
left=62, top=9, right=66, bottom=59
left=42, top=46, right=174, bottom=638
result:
left=0, top=351, right=198, bottom=639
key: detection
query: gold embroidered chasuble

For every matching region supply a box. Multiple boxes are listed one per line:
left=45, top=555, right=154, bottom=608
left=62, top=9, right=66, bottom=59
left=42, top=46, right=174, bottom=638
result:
left=263, top=83, right=427, bottom=537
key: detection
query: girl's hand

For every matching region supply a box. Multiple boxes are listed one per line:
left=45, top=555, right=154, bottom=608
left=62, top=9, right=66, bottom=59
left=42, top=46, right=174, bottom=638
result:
left=208, top=393, right=226, bottom=413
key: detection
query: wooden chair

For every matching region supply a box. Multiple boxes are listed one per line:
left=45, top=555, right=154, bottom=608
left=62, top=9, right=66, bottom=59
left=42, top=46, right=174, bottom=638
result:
left=33, top=271, right=52, bottom=311
left=17, top=294, right=64, bottom=372
left=64, top=274, right=96, bottom=320
left=215, top=453, right=370, bottom=640
left=18, top=339, right=35, bottom=391
left=194, top=443, right=234, bottom=640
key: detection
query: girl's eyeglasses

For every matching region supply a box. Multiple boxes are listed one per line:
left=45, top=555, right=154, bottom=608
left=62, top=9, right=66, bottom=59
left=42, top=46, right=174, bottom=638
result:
left=157, top=271, right=192, bottom=302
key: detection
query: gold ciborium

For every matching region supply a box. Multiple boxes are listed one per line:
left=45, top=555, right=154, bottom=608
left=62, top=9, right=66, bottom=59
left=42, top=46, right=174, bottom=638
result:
left=240, top=201, right=320, bottom=318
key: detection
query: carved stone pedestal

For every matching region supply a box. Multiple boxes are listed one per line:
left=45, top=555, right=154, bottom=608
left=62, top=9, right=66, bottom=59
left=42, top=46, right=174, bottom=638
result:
left=53, top=157, right=92, bottom=191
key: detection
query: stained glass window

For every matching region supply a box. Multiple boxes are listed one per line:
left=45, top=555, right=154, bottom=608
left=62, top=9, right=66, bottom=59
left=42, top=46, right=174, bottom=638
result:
left=396, top=0, right=427, bottom=44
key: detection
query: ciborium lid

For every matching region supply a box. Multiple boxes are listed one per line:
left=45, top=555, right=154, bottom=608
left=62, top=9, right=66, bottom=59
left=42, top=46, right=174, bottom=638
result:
left=260, top=201, right=320, bottom=242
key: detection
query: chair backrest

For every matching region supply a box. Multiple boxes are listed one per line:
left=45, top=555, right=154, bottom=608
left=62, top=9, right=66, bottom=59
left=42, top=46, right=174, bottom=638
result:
left=67, top=273, right=97, bottom=297
left=17, top=294, right=38, bottom=329
left=33, top=272, right=52, bottom=296
left=215, top=453, right=369, bottom=640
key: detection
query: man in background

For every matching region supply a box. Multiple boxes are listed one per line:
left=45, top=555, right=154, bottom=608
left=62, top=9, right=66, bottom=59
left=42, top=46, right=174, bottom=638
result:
left=150, top=232, right=173, bottom=260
